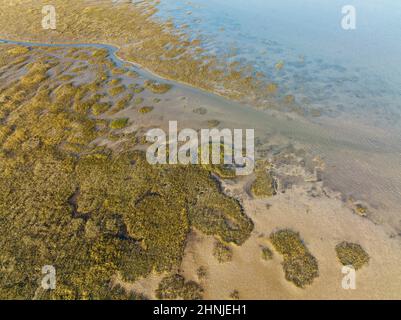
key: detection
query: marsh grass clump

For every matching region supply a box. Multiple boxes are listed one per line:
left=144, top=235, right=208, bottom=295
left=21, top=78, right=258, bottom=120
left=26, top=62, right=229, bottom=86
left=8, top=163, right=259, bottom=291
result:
left=266, top=83, right=278, bottom=95
left=196, top=266, right=207, bottom=280
left=138, top=106, right=154, bottom=114
left=156, top=274, right=203, bottom=300
left=109, top=85, right=126, bottom=97
left=207, top=119, right=220, bottom=128
left=261, top=246, right=273, bottom=260
left=7, top=46, right=30, bottom=56
left=144, top=80, right=172, bottom=94
left=109, top=78, right=122, bottom=86
left=109, top=118, right=129, bottom=129
left=193, top=107, right=207, bottom=115
left=355, top=204, right=368, bottom=217
left=198, top=142, right=237, bottom=179
left=134, top=87, right=144, bottom=94
left=335, top=242, right=369, bottom=270
left=213, top=240, right=233, bottom=263
left=99, top=284, right=147, bottom=300
left=134, top=97, right=144, bottom=105
left=0, top=44, right=254, bottom=299
left=0, top=0, right=289, bottom=107
left=251, top=162, right=277, bottom=198
left=283, top=95, right=295, bottom=104
left=275, top=61, right=284, bottom=71
left=109, top=94, right=133, bottom=115
left=270, top=229, right=319, bottom=288
left=229, top=290, right=240, bottom=300
left=111, top=67, right=125, bottom=75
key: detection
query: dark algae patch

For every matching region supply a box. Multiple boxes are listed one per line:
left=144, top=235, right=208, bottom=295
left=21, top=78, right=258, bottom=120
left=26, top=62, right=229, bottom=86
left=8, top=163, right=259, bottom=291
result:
left=270, top=229, right=319, bottom=288
left=335, top=242, right=369, bottom=270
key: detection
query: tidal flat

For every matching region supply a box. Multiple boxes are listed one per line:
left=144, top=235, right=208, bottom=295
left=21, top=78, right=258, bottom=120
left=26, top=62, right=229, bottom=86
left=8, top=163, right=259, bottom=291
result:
left=0, top=0, right=401, bottom=300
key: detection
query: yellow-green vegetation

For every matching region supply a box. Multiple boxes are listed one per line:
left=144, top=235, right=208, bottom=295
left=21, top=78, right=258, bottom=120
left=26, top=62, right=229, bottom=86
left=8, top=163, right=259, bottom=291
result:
left=251, top=161, right=277, bottom=197
left=109, top=118, right=129, bottom=129
left=355, top=204, right=368, bottom=217
left=207, top=120, right=220, bottom=128
left=144, top=80, right=172, bottom=94
left=134, top=97, right=144, bottom=105
left=213, top=241, right=233, bottom=263
left=111, top=67, right=125, bottom=75
left=0, top=44, right=253, bottom=299
left=266, top=83, right=278, bottom=95
left=7, top=46, right=30, bottom=56
left=275, top=61, right=285, bottom=71
left=261, top=246, right=273, bottom=260
left=155, top=274, right=203, bottom=300
left=102, top=284, right=147, bottom=300
left=58, top=74, right=75, bottom=82
left=193, top=107, right=207, bottom=115
left=109, top=78, right=122, bottom=86
left=138, top=106, right=154, bottom=114
left=92, top=102, right=111, bottom=116
left=229, top=290, right=240, bottom=300
left=109, top=85, right=126, bottom=97
left=270, top=229, right=319, bottom=288
left=196, top=266, right=207, bottom=280
left=199, top=143, right=237, bottom=179
left=129, top=84, right=145, bottom=94
left=335, top=242, right=369, bottom=270
left=109, top=94, right=133, bottom=115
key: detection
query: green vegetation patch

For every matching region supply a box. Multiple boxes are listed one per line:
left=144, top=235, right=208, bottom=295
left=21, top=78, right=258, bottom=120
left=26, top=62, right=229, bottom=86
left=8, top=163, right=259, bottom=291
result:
left=335, top=242, right=369, bottom=270
left=193, top=107, right=207, bottom=115
left=270, top=229, right=319, bottom=288
left=108, top=94, right=133, bottom=115
left=144, top=80, right=172, bottom=94
left=196, top=266, right=207, bottom=280
left=261, top=246, right=273, bottom=260
left=109, top=85, right=126, bottom=97
left=229, top=290, right=240, bottom=300
left=109, top=118, right=129, bottom=129
left=251, top=161, right=277, bottom=197
left=155, top=274, right=203, bottom=300
left=213, top=240, right=233, bottom=263
left=92, top=102, right=111, bottom=116
left=0, top=44, right=253, bottom=299
left=138, top=106, right=154, bottom=114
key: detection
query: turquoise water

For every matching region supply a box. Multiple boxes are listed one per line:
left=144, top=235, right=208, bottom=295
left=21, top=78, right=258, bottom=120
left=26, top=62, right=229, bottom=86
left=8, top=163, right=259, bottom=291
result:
left=154, top=0, right=401, bottom=127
